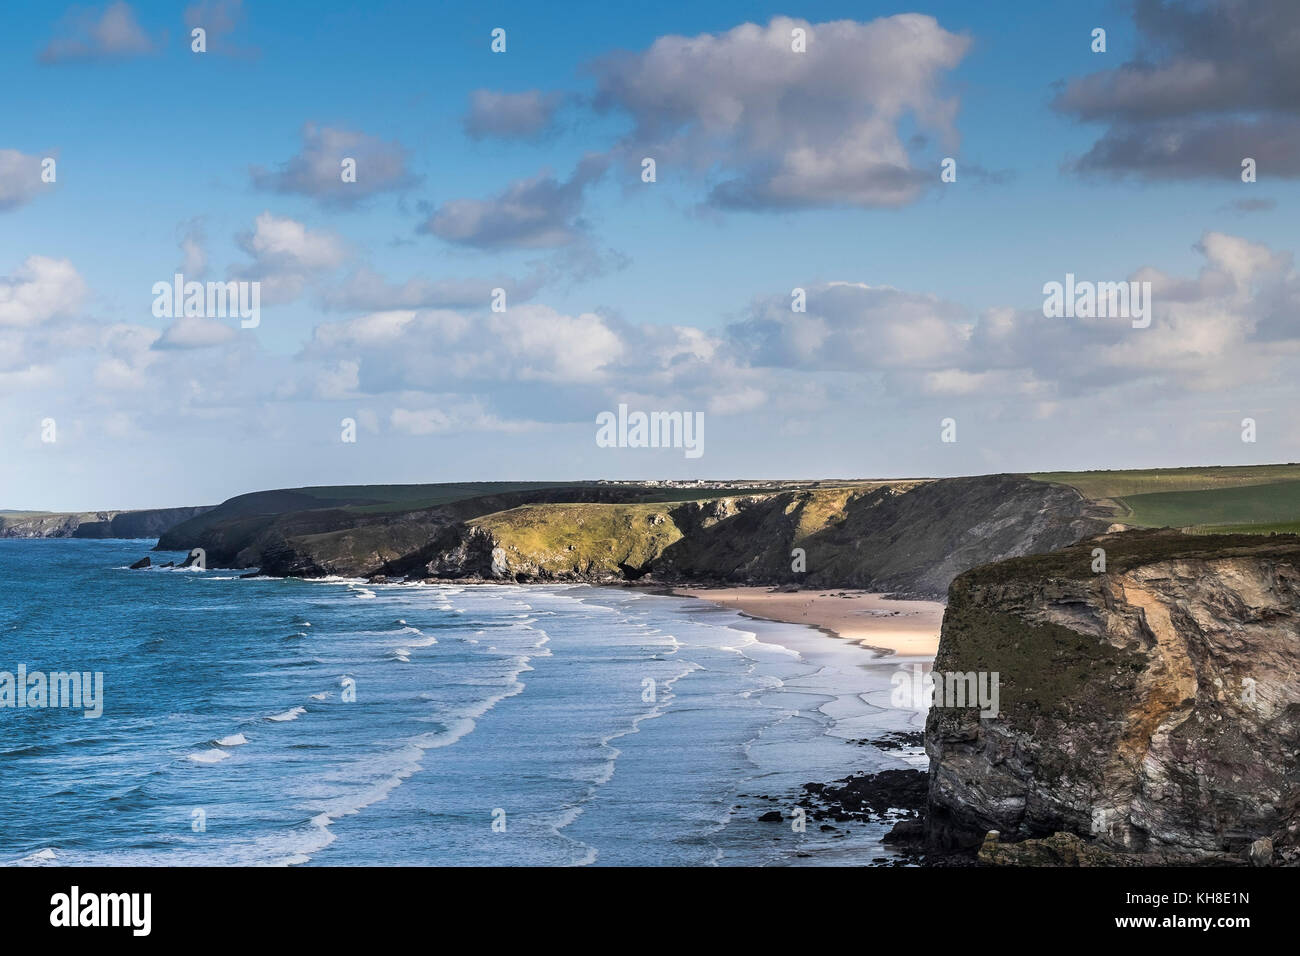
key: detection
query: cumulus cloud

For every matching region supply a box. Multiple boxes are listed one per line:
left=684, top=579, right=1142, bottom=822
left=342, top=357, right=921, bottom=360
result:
left=419, top=155, right=608, bottom=248
left=306, top=304, right=626, bottom=387
left=40, top=1, right=156, bottom=63
left=728, top=282, right=970, bottom=371
left=1055, top=0, right=1300, bottom=179
left=299, top=296, right=768, bottom=433
left=234, top=211, right=348, bottom=302
left=251, top=124, right=419, bottom=205
left=0, top=150, right=55, bottom=212
left=589, top=14, right=970, bottom=209
left=723, top=233, right=1300, bottom=406
left=463, top=89, right=565, bottom=140
left=0, top=256, right=87, bottom=327
left=5, top=224, right=1296, bottom=479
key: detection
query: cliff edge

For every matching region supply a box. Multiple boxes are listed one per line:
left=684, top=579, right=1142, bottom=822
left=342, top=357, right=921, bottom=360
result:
left=924, top=529, right=1300, bottom=865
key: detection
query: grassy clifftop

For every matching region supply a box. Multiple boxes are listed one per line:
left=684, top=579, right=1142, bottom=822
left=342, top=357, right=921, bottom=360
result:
left=1030, top=464, right=1300, bottom=534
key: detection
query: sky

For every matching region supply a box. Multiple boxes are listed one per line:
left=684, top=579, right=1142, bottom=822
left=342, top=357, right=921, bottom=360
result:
left=2, top=0, right=1299, bottom=510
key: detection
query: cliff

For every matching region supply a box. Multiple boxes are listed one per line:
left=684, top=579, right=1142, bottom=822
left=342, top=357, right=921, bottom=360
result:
left=155, top=475, right=1113, bottom=598
left=0, top=506, right=213, bottom=539
left=924, top=529, right=1300, bottom=865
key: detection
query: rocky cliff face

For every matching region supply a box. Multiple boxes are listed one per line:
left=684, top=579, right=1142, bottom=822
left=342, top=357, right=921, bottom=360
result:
left=418, top=475, right=1112, bottom=598
left=0, top=506, right=212, bottom=539
left=145, top=474, right=1110, bottom=598
left=925, top=530, right=1300, bottom=864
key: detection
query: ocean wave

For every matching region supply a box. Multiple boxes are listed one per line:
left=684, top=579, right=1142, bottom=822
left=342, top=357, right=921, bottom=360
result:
left=12, top=848, right=57, bottom=866
left=266, top=706, right=307, bottom=723
left=215, top=733, right=248, bottom=747
left=188, top=748, right=232, bottom=764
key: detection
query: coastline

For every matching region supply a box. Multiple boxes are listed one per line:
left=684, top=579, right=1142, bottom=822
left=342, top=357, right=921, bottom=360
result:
left=660, top=585, right=941, bottom=865
left=667, top=586, right=945, bottom=659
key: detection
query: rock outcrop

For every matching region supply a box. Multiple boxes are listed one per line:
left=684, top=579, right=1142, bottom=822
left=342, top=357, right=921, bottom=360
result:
left=925, top=529, right=1300, bottom=864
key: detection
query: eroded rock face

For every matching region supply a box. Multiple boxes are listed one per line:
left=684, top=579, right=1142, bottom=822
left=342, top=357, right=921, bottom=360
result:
left=925, top=531, right=1300, bottom=863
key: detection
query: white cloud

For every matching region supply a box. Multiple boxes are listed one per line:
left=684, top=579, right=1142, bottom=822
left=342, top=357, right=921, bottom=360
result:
left=234, top=211, right=348, bottom=302
left=40, top=1, right=156, bottom=63
left=251, top=124, right=418, bottom=205
left=591, top=15, right=970, bottom=209
left=419, top=156, right=608, bottom=249
left=0, top=256, right=87, bottom=327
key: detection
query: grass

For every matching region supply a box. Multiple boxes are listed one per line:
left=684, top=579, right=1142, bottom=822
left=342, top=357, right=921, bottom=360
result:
left=1113, top=480, right=1300, bottom=529
left=1186, top=520, right=1300, bottom=536
left=476, top=502, right=685, bottom=573
left=1030, top=464, right=1300, bottom=499
left=1031, top=465, right=1300, bottom=533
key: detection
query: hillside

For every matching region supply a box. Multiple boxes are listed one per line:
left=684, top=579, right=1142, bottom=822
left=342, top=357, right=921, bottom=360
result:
left=151, top=474, right=1112, bottom=598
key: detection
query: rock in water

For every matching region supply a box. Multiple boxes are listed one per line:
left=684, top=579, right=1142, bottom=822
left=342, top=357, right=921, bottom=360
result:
left=1249, top=837, right=1273, bottom=867
left=129, top=556, right=151, bottom=569
left=925, top=529, right=1300, bottom=864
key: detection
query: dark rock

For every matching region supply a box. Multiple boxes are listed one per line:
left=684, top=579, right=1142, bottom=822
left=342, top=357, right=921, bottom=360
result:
left=129, top=556, right=151, bottom=569
left=882, top=819, right=924, bottom=844
left=801, top=769, right=927, bottom=822
left=867, top=731, right=924, bottom=751
left=758, top=810, right=784, bottom=823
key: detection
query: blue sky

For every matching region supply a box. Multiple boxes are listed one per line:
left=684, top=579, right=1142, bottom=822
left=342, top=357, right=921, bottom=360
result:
left=3, top=0, right=1298, bottom=509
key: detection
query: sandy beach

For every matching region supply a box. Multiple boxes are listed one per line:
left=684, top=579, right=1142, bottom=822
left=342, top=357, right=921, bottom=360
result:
left=671, top=587, right=945, bottom=657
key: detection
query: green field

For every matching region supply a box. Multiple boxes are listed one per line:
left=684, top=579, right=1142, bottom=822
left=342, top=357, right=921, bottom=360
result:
left=1031, top=465, right=1300, bottom=533
left=1029, top=464, right=1300, bottom=499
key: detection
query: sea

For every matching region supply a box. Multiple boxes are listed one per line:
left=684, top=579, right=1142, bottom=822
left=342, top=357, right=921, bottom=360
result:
left=0, top=538, right=929, bottom=866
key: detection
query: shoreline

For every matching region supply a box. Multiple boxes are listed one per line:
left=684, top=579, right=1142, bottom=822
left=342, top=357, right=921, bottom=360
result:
left=666, top=586, right=945, bottom=659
